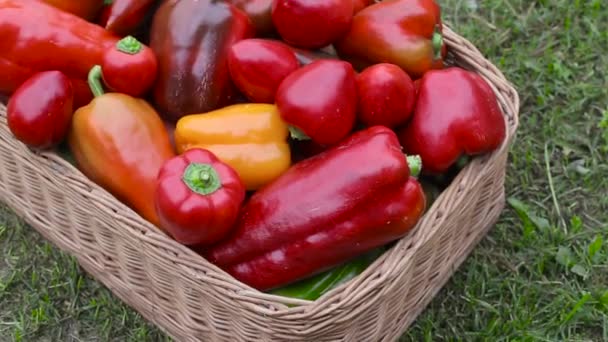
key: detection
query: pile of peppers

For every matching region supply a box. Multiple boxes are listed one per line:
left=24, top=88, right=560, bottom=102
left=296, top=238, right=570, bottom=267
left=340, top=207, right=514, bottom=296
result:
left=1, top=0, right=506, bottom=300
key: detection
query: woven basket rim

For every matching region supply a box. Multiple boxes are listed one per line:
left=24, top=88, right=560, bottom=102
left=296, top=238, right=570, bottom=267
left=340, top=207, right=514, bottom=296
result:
left=0, top=25, right=520, bottom=314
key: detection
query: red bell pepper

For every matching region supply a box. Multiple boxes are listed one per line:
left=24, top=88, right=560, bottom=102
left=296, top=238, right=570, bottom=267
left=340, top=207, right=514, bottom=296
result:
left=227, top=39, right=299, bottom=103
left=275, top=60, right=357, bottom=146
left=398, top=67, right=506, bottom=174
left=7, top=71, right=73, bottom=149
left=98, top=0, right=157, bottom=37
left=101, top=36, right=158, bottom=97
left=204, top=126, right=426, bottom=290
left=356, top=63, right=416, bottom=128
left=271, top=0, right=354, bottom=49
left=150, top=0, right=255, bottom=122
left=38, top=0, right=104, bottom=20
left=226, top=0, right=274, bottom=37
left=335, top=0, right=447, bottom=79
left=155, top=148, right=246, bottom=246
left=0, top=0, right=157, bottom=107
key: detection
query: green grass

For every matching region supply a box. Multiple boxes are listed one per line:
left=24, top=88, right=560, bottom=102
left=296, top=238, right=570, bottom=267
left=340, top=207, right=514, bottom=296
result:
left=2, top=0, right=607, bottom=340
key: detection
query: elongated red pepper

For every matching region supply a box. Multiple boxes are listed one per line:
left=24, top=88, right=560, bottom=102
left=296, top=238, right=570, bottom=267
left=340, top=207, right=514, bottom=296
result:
left=204, top=126, right=426, bottom=290
left=155, top=148, right=246, bottom=246
left=335, top=0, right=447, bottom=79
left=0, top=0, right=156, bottom=107
left=150, top=0, right=255, bottom=122
left=98, top=0, right=157, bottom=37
left=398, top=67, right=506, bottom=174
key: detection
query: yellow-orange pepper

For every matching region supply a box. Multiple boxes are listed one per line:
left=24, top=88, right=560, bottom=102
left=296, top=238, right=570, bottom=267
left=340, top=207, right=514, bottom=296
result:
left=175, top=104, right=291, bottom=190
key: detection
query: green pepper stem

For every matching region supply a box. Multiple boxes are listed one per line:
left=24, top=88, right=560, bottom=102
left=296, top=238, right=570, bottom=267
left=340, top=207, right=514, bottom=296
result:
left=88, top=65, right=106, bottom=98
left=116, top=36, right=143, bottom=55
left=432, top=27, right=444, bottom=60
left=182, top=163, right=222, bottom=196
left=289, top=126, right=311, bottom=141
left=104, top=0, right=113, bottom=4
left=407, top=155, right=422, bottom=178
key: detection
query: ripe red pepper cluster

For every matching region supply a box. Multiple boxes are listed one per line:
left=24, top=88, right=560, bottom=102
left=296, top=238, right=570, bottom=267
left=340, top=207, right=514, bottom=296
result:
left=1, top=0, right=506, bottom=292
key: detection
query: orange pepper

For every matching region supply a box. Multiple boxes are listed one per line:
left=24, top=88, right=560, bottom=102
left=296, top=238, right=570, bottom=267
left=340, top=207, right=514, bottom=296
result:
left=68, top=65, right=175, bottom=227
left=175, top=104, right=291, bottom=190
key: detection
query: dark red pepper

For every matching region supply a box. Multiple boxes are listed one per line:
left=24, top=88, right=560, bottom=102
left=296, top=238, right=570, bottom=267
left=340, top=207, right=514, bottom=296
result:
left=398, top=67, right=506, bottom=174
left=98, top=0, right=157, bottom=37
left=150, top=0, right=255, bottom=122
left=271, top=0, right=354, bottom=49
left=356, top=63, right=416, bottom=128
left=101, top=36, right=158, bottom=97
left=227, top=39, right=299, bottom=103
left=155, top=148, right=246, bottom=246
left=275, top=60, right=357, bottom=146
left=204, top=126, right=426, bottom=290
left=7, top=71, right=73, bottom=149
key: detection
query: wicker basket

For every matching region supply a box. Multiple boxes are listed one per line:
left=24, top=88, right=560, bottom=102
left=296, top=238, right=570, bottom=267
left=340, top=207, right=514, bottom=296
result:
left=0, top=26, right=519, bottom=341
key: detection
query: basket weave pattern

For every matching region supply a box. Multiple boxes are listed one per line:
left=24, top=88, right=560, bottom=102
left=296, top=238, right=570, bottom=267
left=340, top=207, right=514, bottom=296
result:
left=0, top=27, right=519, bottom=341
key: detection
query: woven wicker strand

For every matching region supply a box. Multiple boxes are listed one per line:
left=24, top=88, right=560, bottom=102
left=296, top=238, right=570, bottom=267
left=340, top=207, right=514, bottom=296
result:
left=0, top=26, right=519, bottom=342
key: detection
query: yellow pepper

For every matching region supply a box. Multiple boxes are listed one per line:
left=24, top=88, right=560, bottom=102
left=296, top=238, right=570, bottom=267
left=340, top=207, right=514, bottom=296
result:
left=175, top=104, right=291, bottom=190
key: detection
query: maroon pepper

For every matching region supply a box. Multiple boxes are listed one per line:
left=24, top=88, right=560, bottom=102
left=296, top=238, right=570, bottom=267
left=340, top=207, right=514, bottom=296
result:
left=398, top=67, right=506, bottom=174
left=204, top=126, right=426, bottom=290
left=275, top=59, right=357, bottom=146
left=150, top=0, right=255, bottom=122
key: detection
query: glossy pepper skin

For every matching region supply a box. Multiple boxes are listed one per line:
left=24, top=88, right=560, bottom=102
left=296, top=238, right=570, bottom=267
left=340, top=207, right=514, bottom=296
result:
left=356, top=63, right=416, bottom=128
left=155, top=148, right=246, bottom=246
left=175, top=104, right=291, bottom=191
left=150, top=0, right=255, bottom=122
left=269, top=248, right=383, bottom=301
left=0, top=0, right=156, bottom=107
left=227, top=39, right=299, bottom=103
left=276, top=60, right=357, bottom=146
left=0, top=0, right=115, bottom=107
left=398, top=67, right=506, bottom=174
left=101, top=36, right=158, bottom=97
left=39, top=0, right=104, bottom=20
left=335, top=0, right=447, bottom=79
left=7, top=71, right=73, bottom=149
left=226, top=0, right=274, bottom=36
left=204, top=126, right=426, bottom=291
left=271, top=0, right=354, bottom=50
left=98, top=0, right=157, bottom=37
left=68, top=66, right=175, bottom=228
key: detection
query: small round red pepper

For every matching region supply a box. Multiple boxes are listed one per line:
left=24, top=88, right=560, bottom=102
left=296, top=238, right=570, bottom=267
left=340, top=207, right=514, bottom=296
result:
left=227, top=39, right=299, bottom=103
left=271, top=0, right=354, bottom=49
left=101, top=36, right=158, bottom=97
left=7, top=70, right=73, bottom=149
left=275, top=60, right=357, bottom=146
left=155, top=148, right=246, bottom=246
left=356, top=63, right=416, bottom=128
